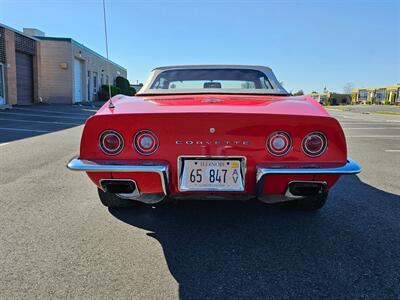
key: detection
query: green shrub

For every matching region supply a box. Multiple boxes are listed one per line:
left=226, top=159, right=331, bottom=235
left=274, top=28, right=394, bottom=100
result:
left=115, top=76, right=132, bottom=95
left=292, top=90, right=304, bottom=96
left=130, top=87, right=136, bottom=95
left=366, top=100, right=372, bottom=105
left=97, top=84, right=121, bottom=101
left=384, top=99, right=391, bottom=105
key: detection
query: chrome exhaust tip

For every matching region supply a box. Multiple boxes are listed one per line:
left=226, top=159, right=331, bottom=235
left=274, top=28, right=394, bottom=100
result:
left=285, top=181, right=327, bottom=199
left=100, top=179, right=137, bottom=195
left=99, top=179, right=165, bottom=204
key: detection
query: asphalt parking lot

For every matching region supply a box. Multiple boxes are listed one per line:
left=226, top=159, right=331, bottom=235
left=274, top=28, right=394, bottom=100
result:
left=0, top=105, right=399, bottom=299
left=0, top=104, right=97, bottom=143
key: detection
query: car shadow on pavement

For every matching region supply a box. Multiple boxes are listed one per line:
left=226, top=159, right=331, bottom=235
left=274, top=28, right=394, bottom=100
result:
left=109, top=175, right=400, bottom=299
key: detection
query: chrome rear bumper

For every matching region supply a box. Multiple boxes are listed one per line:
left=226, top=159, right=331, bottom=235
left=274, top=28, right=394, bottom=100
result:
left=256, top=157, right=361, bottom=197
left=67, top=156, right=360, bottom=203
left=67, top=156, right=169, bottom=204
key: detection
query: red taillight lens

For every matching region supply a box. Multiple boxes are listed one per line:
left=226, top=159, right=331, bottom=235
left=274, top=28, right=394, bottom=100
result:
left=267, top=131, right=292, bottom=156
left=134, top=130, right=159, bottom=155
left=302, top=132, right=327, bottom=157
left=99, top=130, right=124, bottom=155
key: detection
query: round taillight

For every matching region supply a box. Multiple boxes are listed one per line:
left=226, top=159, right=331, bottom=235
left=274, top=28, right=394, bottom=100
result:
left=267, top=131, right=292, bottom=156
left=302, top=132, right=327, bottom=157
left=99, top=130, right=124, bottom=155
left=134, top=130, right=159, bottom=155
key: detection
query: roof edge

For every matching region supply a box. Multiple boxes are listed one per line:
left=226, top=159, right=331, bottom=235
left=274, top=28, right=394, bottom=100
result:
left=0, top=22, right=39, bottom=41
left=152, top=64, right=272, bottom=71
left=36, top=36, right=126, bottom=71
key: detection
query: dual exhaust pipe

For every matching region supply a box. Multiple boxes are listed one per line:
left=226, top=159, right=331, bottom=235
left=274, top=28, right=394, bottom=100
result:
left=100, top=179, right=165, bottom=205
left=100, top=180, right=138, bottom=196
left=285, top=181, right=327, bottom=199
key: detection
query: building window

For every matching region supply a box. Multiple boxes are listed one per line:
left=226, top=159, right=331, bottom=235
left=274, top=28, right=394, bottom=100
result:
left=101, top=73, right=104, bottom=86
left=375, top=89, right=386, bottom=102
left=93, top=72, right=98, bottom=95
left=87, top=71, right=91, bottom=101
left=106, top=75, right=109, bottom=85
left=359, top=90, right=368, bottom=100
left=0, top=27, right=6, bottom=63
left=0, top=63, right=5, bottom=104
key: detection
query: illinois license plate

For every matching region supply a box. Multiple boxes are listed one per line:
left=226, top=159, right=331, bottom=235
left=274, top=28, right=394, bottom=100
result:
left=179, top=159, right=245, bottom=192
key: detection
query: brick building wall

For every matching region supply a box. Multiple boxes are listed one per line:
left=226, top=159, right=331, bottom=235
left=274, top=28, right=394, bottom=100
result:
left=4, top=28, right=17, bottom=105
left=37, top=37, right=127, bottom=104
left=0, top=25, right=40, bottom=106
left=37, top=40, right=72, bottom=103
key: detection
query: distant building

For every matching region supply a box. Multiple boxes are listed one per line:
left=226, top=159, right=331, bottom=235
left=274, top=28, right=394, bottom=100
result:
left=308, top=92, right=351, bottom=105
left=352, top=84, right=400, bottom=105
left=0, top=23, right=40, bottom=107
left=0, top=23, right=127, bottom=107
left=130, top=83, right=143, bottom=94
left=31, top=29, right=127, bottom=104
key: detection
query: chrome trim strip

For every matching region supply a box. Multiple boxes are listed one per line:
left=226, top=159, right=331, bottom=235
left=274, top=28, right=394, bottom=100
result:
left=67, top=156, right=169, bottom=195
left=177, top=155, right=247, bottom=192
left=256, top=157, right=361, bottom=196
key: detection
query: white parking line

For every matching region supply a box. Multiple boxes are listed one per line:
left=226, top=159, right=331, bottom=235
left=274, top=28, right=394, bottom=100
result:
left=0, top=118, right=81, bottom=126
left=340, top=122, right=398, bottom=125
left=12, top=107, right=94, bottom=116
left=343, top=127, right=400, bottom=130
left=0, top=127, right=51, bottom=133
left=346, top=135, right=400, bottom=138
left=0, top=111, right=88, bottom=120
left=384, top=150, right=400, bottom=153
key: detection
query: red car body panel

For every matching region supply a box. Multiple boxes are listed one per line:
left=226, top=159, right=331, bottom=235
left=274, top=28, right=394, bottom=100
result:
left=80, top=94, right=346, bottom=196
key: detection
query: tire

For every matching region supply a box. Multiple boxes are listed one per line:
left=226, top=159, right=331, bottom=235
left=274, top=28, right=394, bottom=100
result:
left=97, top=188, right=140, bottom=208
left=293, top=192, right=328, bottom=211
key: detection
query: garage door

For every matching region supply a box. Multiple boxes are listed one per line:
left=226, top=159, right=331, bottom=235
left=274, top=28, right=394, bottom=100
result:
left=16, top=51, right=34, bottom=105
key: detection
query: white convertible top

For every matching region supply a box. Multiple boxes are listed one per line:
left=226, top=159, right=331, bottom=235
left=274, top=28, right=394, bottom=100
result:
left=137, top=65, right=288, bottom=95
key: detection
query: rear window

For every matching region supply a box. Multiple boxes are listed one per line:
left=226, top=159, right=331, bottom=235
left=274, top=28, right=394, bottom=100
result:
left=150, top=68, right=274, bottom=90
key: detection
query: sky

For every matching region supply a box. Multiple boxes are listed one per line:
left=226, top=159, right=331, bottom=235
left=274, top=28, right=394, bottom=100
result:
left=1, top=0, right=399, bottom=93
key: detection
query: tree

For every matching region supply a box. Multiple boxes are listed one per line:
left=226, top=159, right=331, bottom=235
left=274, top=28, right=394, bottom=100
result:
left=343, top=82, right=354, bottom=94
left=97, top=85, right=121, bottom=101
left=115, top=76, right=132, bottom=95
left=293, top=90, right=304, bottom=96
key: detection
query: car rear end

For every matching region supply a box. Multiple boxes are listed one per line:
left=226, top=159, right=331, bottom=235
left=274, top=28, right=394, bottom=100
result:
left=68, top=106, right=359, bottom=205
left=67, top=65, right=360, bottom=210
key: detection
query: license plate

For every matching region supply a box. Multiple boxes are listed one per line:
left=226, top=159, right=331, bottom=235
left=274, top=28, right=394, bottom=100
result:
left=179, top=158, right=245, bottom=192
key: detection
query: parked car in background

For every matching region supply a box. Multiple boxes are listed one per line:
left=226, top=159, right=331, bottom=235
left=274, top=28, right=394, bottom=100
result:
left=68, top=65, right=361, bottom=211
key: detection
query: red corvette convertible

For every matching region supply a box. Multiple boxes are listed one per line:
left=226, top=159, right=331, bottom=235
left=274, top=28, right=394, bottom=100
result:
left=67, top=65, right=360, bottom=210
